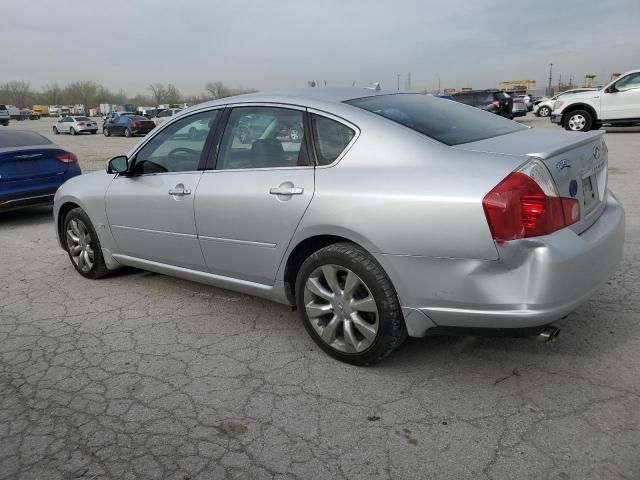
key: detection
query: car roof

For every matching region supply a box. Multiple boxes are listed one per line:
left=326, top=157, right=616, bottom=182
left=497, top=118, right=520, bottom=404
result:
left=187, top=88, right=405, bottom=112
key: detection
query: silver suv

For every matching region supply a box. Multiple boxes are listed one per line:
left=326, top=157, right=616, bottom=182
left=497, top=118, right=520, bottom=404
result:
left=0, top=104, right=10, bottom=126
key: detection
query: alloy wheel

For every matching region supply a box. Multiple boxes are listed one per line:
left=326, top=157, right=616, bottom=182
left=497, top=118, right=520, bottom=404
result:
left=66, top=218, right=95, bottom=273
left=568, top=114, right=586, bottom=131
left=539, top=107, right=550, bottom=117
left=303, top=264, right=379, bottom=353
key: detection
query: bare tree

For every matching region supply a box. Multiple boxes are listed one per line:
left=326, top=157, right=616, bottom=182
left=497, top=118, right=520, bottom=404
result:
left=1, top=81, right=33, bottom=107
left=149, top=83, right=168, bottom=104
left=165, top=84, right=181, bottom=104
left=41, top=83, right=63, bottom=105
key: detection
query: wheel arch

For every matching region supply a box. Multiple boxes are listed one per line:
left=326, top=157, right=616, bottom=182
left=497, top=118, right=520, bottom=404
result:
left=561, top=103, right=598, bottom=124
left=56, top=201, right=82, bottom=246
left=282, top=233, right=377, bottom=305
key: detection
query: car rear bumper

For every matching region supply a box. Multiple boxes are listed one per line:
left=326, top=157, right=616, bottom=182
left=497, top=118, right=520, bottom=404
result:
left=551, top=113, right=562, bottom=124
left=512, top=110, right=526, bottom=117
left=375, top=192, right=625, bottom=336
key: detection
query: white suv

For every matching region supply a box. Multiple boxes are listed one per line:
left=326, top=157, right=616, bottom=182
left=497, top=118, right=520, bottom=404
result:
left=551, top=69, right=640, bottom=131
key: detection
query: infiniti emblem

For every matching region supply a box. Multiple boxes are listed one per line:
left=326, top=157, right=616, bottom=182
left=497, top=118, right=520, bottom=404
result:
left=593, top=146, right=600, bottom=159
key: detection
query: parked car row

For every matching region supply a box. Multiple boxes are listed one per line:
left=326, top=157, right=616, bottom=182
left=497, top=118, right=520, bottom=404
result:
left=451, top=90, right=530, bottom=119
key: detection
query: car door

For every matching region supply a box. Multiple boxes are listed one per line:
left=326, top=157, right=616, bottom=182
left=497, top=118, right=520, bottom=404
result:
left=600, top=72, right=640, bottom=120
left=194, top=105, right=314, bottom=285
left=105, top=109, right=221, bottom=271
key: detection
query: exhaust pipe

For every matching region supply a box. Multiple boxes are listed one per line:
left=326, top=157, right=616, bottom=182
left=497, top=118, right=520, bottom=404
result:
left=537, top=326, right=560, bottom=343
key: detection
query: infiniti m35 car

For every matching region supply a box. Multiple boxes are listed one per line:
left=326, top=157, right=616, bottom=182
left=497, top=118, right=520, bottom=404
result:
left=53, top=89, right=624, bottom=364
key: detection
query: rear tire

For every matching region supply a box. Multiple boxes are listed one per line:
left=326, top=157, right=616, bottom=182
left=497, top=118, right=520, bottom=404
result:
left=63, top=208, right=110, bottom=279
left=563, top=110, right=593, bottom=132
left=538, top=106, right=551, bottom=117
left=295, top=242, right=406, bottom=365
left=70, top=127, right=76, bottom=135
left=103, top=128, right=111, bottom=137
left=124, top=128, right=131, bottom=137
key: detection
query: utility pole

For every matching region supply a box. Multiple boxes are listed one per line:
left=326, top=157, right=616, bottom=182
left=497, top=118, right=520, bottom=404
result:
left=407, top=72, right=411, bottom=91
left=569, top=75, right=572, bottom=89
left=548, top=63, right=553, bottom=96
left=438, top=78, right=441, bottom=94
left=558, top=74, right=562, bottom=91
left=397, top=74, right=400, bottom=91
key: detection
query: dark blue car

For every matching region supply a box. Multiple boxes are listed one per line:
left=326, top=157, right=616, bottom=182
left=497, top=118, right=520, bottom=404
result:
left=0, top=130, right=82, bottom=212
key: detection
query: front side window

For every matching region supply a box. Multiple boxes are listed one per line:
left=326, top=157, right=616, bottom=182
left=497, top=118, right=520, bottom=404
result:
left=346, top=93, right=526, bottom=146
left=132, top=110, right=219, bottom=174
left=217, top=107, right=308, bottom=170
left=311, top=114, right=355, bottom=165
left=615, top=72, right=640, bottom=91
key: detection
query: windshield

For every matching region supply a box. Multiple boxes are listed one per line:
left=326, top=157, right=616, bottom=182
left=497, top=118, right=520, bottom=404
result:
left=345, top=93, right=526, bottom=146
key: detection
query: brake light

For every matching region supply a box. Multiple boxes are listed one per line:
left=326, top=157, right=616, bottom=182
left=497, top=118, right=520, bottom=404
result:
left=491, top=100, right=500, bottom=107
left=482, top=164, right=580, bottom=242
left=132, top=121, right=141, bottom=126
left=55, top=151, right=78, bottom=163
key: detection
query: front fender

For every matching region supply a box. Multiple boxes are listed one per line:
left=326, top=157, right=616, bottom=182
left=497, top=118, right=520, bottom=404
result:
left=53, top=171, right=118, bottom=263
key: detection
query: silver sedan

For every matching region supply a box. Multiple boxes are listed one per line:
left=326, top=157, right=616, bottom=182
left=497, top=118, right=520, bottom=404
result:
left=53, top=115, right=98, bottom=135
left=53, top=89, right=625, bottom=365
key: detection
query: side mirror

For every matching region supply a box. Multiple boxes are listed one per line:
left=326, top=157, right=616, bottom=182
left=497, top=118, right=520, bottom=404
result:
left=605, top=85, right=618, bottom=94
left=106, top=155, right=129, bottom=174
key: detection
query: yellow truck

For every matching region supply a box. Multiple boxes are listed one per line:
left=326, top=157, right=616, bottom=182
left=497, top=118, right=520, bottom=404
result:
left=31, top=105, right=49, bottom=117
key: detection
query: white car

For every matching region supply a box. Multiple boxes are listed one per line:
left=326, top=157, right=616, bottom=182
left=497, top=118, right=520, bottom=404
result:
left=53, top=116, right=98, bottom=135
left=551, top=69, right=640, bottom=131
left=154, top=108, right=183, bottom=125
left=517, top=94, right=533, bottom=111
left=533, top=88, right=597, bottom=117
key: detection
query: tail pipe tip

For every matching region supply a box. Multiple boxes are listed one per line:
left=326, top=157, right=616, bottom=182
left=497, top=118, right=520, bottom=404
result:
left=537, top=326, right=561, bottom=343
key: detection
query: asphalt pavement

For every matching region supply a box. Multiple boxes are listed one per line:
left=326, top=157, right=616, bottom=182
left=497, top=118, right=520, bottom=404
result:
left=0, top=115, right=639, bottom=479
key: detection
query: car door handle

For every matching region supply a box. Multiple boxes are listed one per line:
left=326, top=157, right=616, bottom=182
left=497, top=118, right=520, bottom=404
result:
left=168, top=187, right=191, bottom=196
left=269, top=186, right=304, bottom=195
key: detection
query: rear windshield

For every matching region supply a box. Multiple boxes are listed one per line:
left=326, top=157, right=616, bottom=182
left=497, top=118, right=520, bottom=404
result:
left=0, top=131, right=52, bottom=148
left=345, top=93, right=526, bottom=146
left=129, top=115, right=148, bottom=121
left=75, top=116, right=91, bottom=121
left=0, top=105, right=6, bottom=110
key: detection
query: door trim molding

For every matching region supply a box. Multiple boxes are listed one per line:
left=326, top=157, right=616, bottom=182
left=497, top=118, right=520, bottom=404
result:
left=111, top=224, right=197, bottom=238
left=198, top=234, right=276, bottom=248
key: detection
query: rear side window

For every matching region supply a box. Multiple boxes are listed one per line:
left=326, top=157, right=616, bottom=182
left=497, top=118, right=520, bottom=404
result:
left=0, top=131, right=52, bottom=148
left=0, top=105, right=6, bottom=110
left=346, top=93, right=526, bottom=146
left=311, top=114, right=355, bottom=165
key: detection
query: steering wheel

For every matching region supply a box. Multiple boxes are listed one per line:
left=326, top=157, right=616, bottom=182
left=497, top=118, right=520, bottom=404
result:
left=167, top=147, right=200, bottom=169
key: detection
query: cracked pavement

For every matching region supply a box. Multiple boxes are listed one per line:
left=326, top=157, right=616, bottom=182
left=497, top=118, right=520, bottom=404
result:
left=1, top=117, right=639, bottom=479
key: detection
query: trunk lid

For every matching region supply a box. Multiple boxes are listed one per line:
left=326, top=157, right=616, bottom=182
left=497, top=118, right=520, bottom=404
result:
left=454, top=128, right=608, bottom=234
left=0, top=147, right=69, bottom=182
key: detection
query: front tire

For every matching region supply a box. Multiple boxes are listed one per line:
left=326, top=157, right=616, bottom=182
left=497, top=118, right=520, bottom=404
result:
left=53, top=126, right=59, bottom=134
left=563, top=110, right=593, bottom=132
left=103, top=128, right=111, bottom=137
left=538, top=106, right=551, bottom=117
left=70, top=127, right=76, bottom=135
left=63, top=208, right=109, bottom=279
left=124, top=128, right=132, bottom=137
left=295, top=242, right=406, bottom=365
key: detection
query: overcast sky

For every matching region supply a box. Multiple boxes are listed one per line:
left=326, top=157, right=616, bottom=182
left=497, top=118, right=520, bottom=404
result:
left=3, top=0, right=639, bottom=95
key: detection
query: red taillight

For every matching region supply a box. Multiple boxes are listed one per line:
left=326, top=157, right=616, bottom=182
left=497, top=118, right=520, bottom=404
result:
left=483, top=172, right=579, bottom=242
left=55, top=151, right=78, bottom=163
left=491, top=100, right=500, bottom=107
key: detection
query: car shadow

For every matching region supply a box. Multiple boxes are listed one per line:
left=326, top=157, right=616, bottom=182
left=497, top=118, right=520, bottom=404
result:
left=0, top=205, right=54, bottom=227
